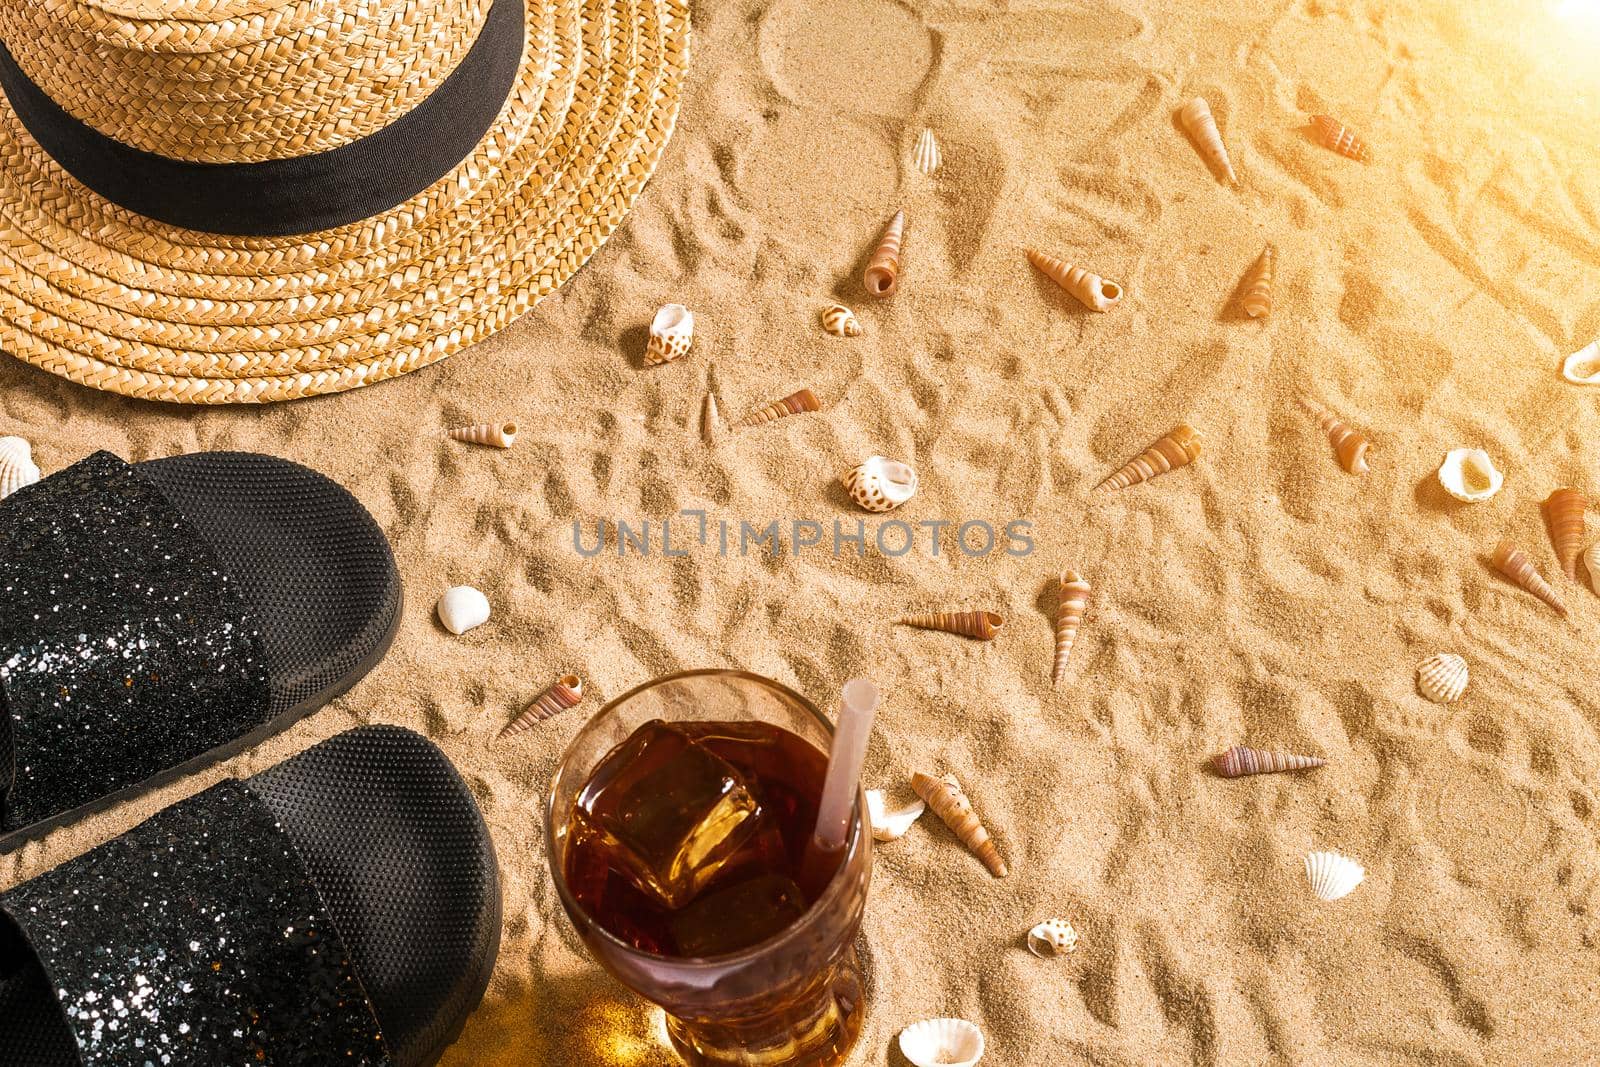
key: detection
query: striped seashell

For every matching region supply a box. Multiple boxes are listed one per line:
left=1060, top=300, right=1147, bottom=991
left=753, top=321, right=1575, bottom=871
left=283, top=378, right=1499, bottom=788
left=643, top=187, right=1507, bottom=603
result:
left=0, top=436, right=42, bottom=501
left=863, top=210, right=905, bottom=297
left=1179, top=97, right=1235, bottom=183
left=1492, top=540, right=1567, bottom=617
left=1300, top=397, right=1370, bottom=474
left=821, top=303, right=862, bottom=337
left=1212, top=745, right=1326, bottom=778
left=1052, top=570, right=1090, bottom=685
left=1416, top=653, right=1468, bottom=704
left=1025, top=248, right=1123, bottom=312
left=733, top=388, right=822, bottom=429
left=645, top=303, right=695, bottom=365
left=1312, top=114, right=1371, bottom=162
left=912, top=127, right=942, bottom=176
left=1026, top=918, right=1079, bottom=958
left=701, top=390, right=719, bottom=444
left=1563, top=341, right=1600, bottom=385
left=1437, top=448, right=1502, bottom=503
left=446, top=421, right=518, bottom=448
left=911, top=772, right=1008, bottom=878
left=1305, top=850, right=1365, bottom=902
left=899, top=1018, right=984, bottom=1067
left=1241, top=244, right=1275, bottom=318
left=1098, top=424, right=1202, bottom=491
left=843, top=456, right=918, bottom=513
left=499, top=674, right=585, bottom=739
left=898, top=610, right=1004, bottom=641
left=1543, top=487, right=1588, bottom=579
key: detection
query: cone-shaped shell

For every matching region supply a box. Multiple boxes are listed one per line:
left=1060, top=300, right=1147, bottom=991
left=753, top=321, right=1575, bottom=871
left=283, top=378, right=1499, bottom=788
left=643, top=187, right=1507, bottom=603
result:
left=645, top=304, right=695, bottom=365
left=499, top=674, right=584, bottom=738
left=1212, top=745, right=1326, bottom=778
left=899, top=1018, right=984, bottom=1067
left=0, top=436, right=42, bottom=501
left=1563, top=341, right=1600, bottom=385
left=912, top=128, right=942, bottom=176
left=1241, top=244, right=1275, bottom=318
left=446, top=421, right=518, bottom=449
left=701, top=391, right=719, bottom=444
left=1416, top=653, right=1468, bottom=704
left=1098, top=424, right=1202, bottom=491
left=1492, top=540, right=1567, bottom=617
left=1026, top=918, right=1079, bottom=958
left=1543, top=487, right=1588, bottom=580
left=1437, top=449, right=1502, bottom=503
left=843, top=456, right=918, bottom=513
left=1179, top=97, right=1235, bottom=183
left=863, top=210, right=905, bottom=297
left=1312, top=114, right=1371, bottom=162
left=899, top=610, right=1004, bottom=641
left=733, top=388, right=822, bottom=429
left=1300, top=398, right=1370, bottom=474
left=1305, top=850, right=1365, bottom=902
left=1052, top=571, right=1090, bottom=685
left=1025, top=248, right=1123, bottom=312
left=821, top=304, right=862, bottom=337
left=911, top=772, right=1008, bottom=878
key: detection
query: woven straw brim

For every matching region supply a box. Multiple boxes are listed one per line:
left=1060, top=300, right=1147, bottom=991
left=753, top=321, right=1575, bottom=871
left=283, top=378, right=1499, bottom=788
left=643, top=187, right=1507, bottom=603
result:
left=0, top=0, right=689, bottom=403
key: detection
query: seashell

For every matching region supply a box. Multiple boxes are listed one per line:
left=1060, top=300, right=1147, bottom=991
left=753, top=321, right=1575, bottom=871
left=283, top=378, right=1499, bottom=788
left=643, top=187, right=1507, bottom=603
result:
left=843, top=456, right=918, bottom=513
left=1311, top=114, right=1371, bottom=162
left=645, top=303, right=695, bottom=365
left=1025, top=248, right=1123, bottom=312
left=499, top=673, right=584, bottom=738
left=863, top=210, right=905, bottom=297
left=1300, top=397, right=1370, bottom=474
left=1563, top=341, right=1600, bottom=385
left=1305, top=850, right=1365, bottom=902
left=1240, top=244, right=1275, bottom=318
left=898, top=611, right=1004, bottom=641
left=821, top=303, right=862, bottom=337
left=733, top=388, right=822, bottom=430
left=701, top=390, right=719, bottom=444
left=899, top=1018, right=984, bottom=1067
left=1212, top=745, right=1326, bottom=778
left=1179, top=97, right=1235, bottom=183
left=912, top=128, right=942, bottom=176
left=1415, top=653, right=1468, bottom=705
left=1097, top=424, right=1202, bottom=491
left=1436, top=448, right=1502, bottom=503
left=0, top=436, right=42, bottom=500
left=1492, top=540, right=1567, bottom=617
left=1543, top=487, right=1588, bottom=579
left=1026, top=918, right=1079, bottom=958
left=436, top=585, right=491, bottom=634
left=1587, top=541, right=1600, bottom=595
left=866, top=789, right=925, bottom=841
left=446, top=421, right=518, bottom=449
left=911, top=772, right=1007, bottom=878
left=1052, top=570, right=1090, bottom=685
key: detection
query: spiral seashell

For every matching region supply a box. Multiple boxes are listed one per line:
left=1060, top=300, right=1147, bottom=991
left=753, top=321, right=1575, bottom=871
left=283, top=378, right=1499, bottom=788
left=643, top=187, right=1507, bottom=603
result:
left=446, top=421, right=518, bottom=449
left=1052, top=570, right=1090, bottom=685
left=912, top=128, right=942, bottom=176
left=1026, top=918, right=1079, bottom=958
left=1415, top=653, right=1468, bottom=705
left=899, top=1018, right=985, bottom=1067
left=732, top=388, right=821, bottom=429
left=1179, top=97, right=1235, bottom=183
left=863, top=210, right=905, bottom=297
left=898, top=610, right=1004, bottom=641
left=436, top=585, right=491, bottom=634
left=1300, top=397, right=1370, bottom=474
left=1212, top=745, right=1326, bottom=778
left=911, top=772, right=1008, bottom=878
left=1543, top=487, right=1588, bottom=579
left=1563, top=341, right=1600, bottom=385
left=866, top=789, right=925, bottom=841
left=1305, top=850, right=1365, bottom=902
left=1240, top=244, right=1275, bottom=318
left=1437, top=448, right=1502, bottom=503
left=843, top=456, right=918, bottom=513
left=1025, top=248, right=1123, bottom=312
left=821, top=303, right=862, bottom=337
left=1312, top=114, right=1371, bottom=162
left=645, top=303, right=695, bottom=365
left=1097, top=424, right=1202, bottom=491
left=0, top=436, right=42, bottom=501
left=498, top=674, right=584, bottom=739
left=1492, top=540, right=1567, bottom=617
left=701, top=390, right=719, bottom=444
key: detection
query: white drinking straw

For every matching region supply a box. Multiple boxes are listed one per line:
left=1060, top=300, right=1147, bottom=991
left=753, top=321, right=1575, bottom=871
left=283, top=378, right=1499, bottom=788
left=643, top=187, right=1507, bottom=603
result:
left=810, top=678, right=881, bottom=854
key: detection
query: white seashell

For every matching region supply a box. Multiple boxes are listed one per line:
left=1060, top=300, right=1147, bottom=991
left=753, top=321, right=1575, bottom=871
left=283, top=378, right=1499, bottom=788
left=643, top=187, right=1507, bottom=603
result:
left=899, top=1017, right=984, bottom=1067
left=843, top=456, right=918, bottom=513
left=1588, top=541, right=1600, bottom=595
left=1416, top=653, right=1468, bottom=704
left=645, top=304, right=695, bottom=365
left=866, top=789, right=925, bottom=841
left=0, top=436, right=41, bottom=500
left=1305, top=850, right=1365, bottom=902
left=1026, top=918, right=1078, bottom=958
left=912, top=128, right=942, bottom=176
left=1436, top=448, right=1503, bottom=503
left=1563, top=341, right=1600, bottom=385
left=436, top=585, right=491, bottom=635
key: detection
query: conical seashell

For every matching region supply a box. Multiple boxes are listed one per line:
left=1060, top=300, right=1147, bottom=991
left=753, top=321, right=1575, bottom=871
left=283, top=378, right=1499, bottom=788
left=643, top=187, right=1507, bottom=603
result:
left=911, top=772, right=1007, bottom=878
left=1312, top=114, right=1371, bottom=162
left=0, top=436, right=42, bottom=501
left=1097, top=424, right=1202, bottom=491
left=446, top=421, right=518, bottom=449
left=898, top=611, right=1004, bottom=641
left=912, top=128, right=942, bottom=176
left=821, top=303, right=862, bottom=337
left=1212, top=745, right=1326, bottom=778
left=1543, top=487, right=1588, bottom=579
left=701, top=391, right=719, bottom=444
left=1563, top=341, right=1600, bottom=385
left=898, top=1018, right=985, bottom=1067
left=498, top=674, right=584, bottom=738
left=1492, top=540, right=1568, bottom=617
left=732, top=388, right=822, bottom=429
left=1052, top=570, right=1090, bottom=685
left=436, top=585, right=491, bottom=634
left=1586, top=541, right=1600, bottom=595
left=863, top=210, right=905, bottom=297
left=1026, top=918, right=1079, bottom=958
left=1025, top=248, right=1123, bottom=312
left=866, top=789, right=925, bottom=841
left=1415, top=653, right=1468, bottom=704
left=1240, top=244, right=1275, bottom=318
left=1179, top=97, right=1235, bottom=183
left=1436, top=448, right=1502, bottom=503
left=843, top=456, right=918, bottom=513
left=645, top=303, right=695, bottom=365
left=1305, top=850, right=1365, bottom=902
left=1300, top=397, right=1370, bottom=474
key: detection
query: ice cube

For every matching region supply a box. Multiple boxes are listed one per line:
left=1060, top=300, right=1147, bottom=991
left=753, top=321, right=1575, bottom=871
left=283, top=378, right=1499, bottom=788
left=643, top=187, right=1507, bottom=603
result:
left=666, top=873, right=809, bottom=957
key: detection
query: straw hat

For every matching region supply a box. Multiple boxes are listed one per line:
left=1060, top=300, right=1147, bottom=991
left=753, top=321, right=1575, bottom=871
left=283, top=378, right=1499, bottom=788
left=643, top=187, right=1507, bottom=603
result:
left=0, top=0, right=689, bottom=403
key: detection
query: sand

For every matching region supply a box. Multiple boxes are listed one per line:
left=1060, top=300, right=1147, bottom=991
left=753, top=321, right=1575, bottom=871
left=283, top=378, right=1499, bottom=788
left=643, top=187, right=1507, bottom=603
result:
left=5, top=0, right=1600, bottom=1062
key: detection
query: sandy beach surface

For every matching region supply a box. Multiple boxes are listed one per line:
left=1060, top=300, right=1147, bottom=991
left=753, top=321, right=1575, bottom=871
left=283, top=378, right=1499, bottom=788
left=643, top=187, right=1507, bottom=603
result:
left=5, top=0, right=1600, bottom=1062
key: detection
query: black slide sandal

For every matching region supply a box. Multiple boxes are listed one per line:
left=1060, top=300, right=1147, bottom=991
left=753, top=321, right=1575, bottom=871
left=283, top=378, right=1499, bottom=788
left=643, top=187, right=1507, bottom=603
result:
left=0, top=725, right=501, bottom=1066
left=0, top=451, right=400, bottom=853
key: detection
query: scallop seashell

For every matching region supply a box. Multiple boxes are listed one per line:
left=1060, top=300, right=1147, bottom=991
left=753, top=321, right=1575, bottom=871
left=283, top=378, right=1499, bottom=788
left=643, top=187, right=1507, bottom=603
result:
left=1305, top=850, right=1365, bottom=902
left=1312, top=114, right=1371, bottom=162
left=1543, top=487, right=1588, bottom=579
left=1563, top=341, right=1600, bottom=385
left=863, top=210, right=905, bottom=297
left=898, top=610, right=1004, bottom=641
left=1492, top=540, right=1568, bottom=617
left=912, top=128, right=942, bottom=176
left=1179, top=97, right=1235, bottom=183
left=733, top=388, right=822, bottom=429
left=1026, top=918, right=1079, bottom=958
left=645, top=303, right=695, bottom=365
left=1212, top=745, right=1326, bottom=777
left=1025, top=248, right=1123, bottom=312
left=1098, top=424, right=1202, bottom=491
left=1415, top=653, right=1468, bottom=705
left=446, top=421, right=518, bottom=448
left=0, top=436, right=42, bottom=500
left=436, top=585, right=491, bottom=634
left=1240, top=244, right=1275, bottom=318
left=821, top=303, right=862, bottom=337
left=911, top=772, right=1007, bottom=878
left=1436, top=448, right=1502, bottom=503
left=1586, top=541, right=1600, bottom=595
left=499, top=674, right=584, bottom=738
left=701, top=390, right=719, bottom=444
left=843, top=456, right=918, bottom=513
left=899, top=1018, right=985, bottom=1067
left=866, top=789, right=926, bottom=841
left=1300, top=397, right=1370, bottom=474
left=1052, top=570, right=1090, bottom=685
